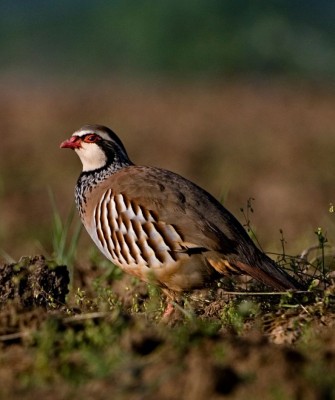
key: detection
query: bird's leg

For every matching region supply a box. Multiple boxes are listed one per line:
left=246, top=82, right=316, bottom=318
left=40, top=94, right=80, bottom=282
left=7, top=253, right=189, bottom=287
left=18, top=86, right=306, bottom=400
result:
left=161, top=288, right=183, bottom=320
left=162, top=302, right=175, bottom=318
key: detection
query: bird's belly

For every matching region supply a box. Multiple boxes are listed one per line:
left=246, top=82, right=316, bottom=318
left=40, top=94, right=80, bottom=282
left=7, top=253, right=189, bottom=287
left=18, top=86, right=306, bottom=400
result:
left=87, top=224, right=208, bottom=291
left=113, top=252, right=209, bottom=292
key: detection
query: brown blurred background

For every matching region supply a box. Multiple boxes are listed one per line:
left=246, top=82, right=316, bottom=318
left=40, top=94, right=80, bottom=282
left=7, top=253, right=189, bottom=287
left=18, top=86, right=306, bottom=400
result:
left=1, top=1, right=335, bottom=261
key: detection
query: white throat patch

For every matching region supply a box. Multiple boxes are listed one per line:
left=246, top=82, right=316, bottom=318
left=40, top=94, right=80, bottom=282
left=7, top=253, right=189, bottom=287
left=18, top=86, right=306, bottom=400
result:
left=75, top=142, right=107, bottom=172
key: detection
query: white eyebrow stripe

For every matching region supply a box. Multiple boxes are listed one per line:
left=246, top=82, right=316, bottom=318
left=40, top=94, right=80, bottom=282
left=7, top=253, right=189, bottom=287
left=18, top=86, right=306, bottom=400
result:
left=72, top=130, right=111, bottom=141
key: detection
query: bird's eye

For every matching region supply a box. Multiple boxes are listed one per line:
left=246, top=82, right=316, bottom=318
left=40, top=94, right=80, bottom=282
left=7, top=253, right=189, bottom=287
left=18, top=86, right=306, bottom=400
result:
left=84, top=134, right=100, bottom=143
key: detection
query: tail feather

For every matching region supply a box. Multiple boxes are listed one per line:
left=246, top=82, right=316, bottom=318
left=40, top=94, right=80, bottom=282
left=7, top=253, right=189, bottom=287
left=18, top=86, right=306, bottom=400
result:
left=205, top=249, right=303, bottom=290
left=235, top=255, right=303, bottom=291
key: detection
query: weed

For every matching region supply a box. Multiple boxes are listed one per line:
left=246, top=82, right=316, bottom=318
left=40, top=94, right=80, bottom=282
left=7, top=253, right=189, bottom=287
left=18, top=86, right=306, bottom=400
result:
left=143, top=284, right=165, bottom=317
left=220, top=299, right=259, bottom=333
left=315, top=227, right=328, bottom=284
left=48, top=189, right=82, bottom=282
left=240, top=197, right=264, bottom=251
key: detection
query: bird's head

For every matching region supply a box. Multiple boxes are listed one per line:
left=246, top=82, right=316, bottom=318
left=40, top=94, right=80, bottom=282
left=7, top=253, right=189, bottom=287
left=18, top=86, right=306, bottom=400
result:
left=60, top=125, right=131, bottom=172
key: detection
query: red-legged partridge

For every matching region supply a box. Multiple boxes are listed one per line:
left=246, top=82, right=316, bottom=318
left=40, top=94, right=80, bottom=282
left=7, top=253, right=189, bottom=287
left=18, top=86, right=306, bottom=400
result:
left=60, top=125, right=302, bottom=314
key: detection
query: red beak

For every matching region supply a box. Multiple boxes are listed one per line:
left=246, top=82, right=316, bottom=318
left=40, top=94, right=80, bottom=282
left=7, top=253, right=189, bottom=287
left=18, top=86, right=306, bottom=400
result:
left=60, top=136, right=81, bottom=149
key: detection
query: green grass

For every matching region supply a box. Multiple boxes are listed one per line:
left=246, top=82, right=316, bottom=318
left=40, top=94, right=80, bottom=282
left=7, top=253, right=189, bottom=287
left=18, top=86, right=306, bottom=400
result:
left=49, top=189, right=82, bottom=281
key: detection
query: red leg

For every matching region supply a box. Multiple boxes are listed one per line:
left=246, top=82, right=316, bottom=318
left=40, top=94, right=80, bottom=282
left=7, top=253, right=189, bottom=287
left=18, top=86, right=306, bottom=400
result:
left=162, top=302, right=175, bottom=318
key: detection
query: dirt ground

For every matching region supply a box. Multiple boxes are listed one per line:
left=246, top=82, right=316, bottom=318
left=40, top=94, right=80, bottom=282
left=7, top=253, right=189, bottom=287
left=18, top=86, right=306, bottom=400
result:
left=0, top=255, right=335, bottom=399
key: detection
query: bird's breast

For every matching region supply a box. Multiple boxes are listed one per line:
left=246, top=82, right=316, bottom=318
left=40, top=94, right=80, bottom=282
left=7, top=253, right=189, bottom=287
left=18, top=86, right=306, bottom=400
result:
left=87, top=189, right=188, bottom=270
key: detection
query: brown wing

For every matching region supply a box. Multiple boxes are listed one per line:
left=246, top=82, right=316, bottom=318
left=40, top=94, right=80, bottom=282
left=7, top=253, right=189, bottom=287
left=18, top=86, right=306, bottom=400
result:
left=101, top=165, right=247, bottom=254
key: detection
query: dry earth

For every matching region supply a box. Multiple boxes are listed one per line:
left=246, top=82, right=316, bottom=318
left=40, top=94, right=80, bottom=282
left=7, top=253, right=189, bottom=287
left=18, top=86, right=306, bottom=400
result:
left=0, top=255, right=335, bottom=399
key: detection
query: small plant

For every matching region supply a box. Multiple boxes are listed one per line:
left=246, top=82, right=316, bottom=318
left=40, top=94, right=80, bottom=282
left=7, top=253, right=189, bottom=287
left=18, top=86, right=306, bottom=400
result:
left=298, top=226, right=334, bottom=289
left=48, top=189, right=82, bottom=281
left=278, top=228, right=287, bottom=264
left=315, top=227, right=328, bottom=284
left=221, top=299, right=259, bottom=333
left=240, top=197, right=263, bottom=251
left=144, top=284, right=164, bottom=316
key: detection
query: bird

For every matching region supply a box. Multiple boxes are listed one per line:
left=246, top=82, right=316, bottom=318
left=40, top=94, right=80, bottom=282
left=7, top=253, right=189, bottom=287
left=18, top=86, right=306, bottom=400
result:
left=60, top=124, right=302, bottom=315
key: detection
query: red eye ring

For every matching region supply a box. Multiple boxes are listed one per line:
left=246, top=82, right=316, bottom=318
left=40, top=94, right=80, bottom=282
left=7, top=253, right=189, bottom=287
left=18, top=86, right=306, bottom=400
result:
left=84, top=134, right=100, bottom=143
